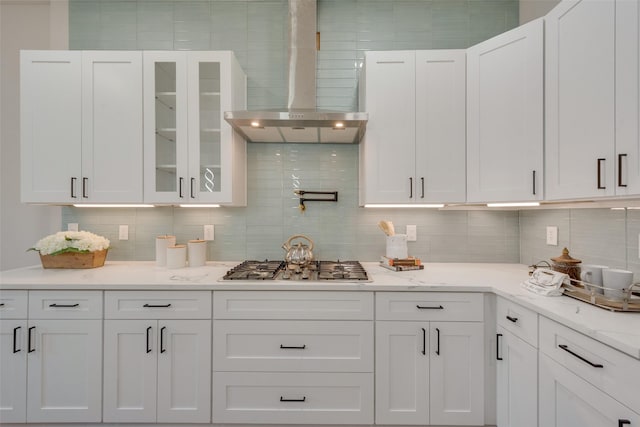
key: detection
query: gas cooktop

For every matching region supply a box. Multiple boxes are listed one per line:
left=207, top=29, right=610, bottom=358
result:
left=222, top=260, right=370, bottom=282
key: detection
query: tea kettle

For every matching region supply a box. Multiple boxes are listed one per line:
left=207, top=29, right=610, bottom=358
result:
left=282, top=234, right=315, bottom=265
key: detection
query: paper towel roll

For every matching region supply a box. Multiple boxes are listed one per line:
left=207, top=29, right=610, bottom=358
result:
left=155, top=235, right=176, bottom=266
left=166, top=244, right=187, bottom=269
left=188, top=239, right=206, bottom=267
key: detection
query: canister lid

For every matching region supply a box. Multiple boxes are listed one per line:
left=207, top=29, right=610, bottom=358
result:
left=551, top=247, right=581, bottom=264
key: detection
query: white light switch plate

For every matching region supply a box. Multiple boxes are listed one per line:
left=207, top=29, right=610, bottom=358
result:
left=67, top=223, right=79, bottom=231
left=406, top=225, right=417, bottom=241
left=119, top=225, right=129, bottom=240
left=546, top=226, right=558, bottom=246
left=204, top=224, right=214, bottom=241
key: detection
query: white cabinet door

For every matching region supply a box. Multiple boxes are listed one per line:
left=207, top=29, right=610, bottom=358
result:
left=545, top=0, right=616, bottom=200
left=430, top=322, right=484, bottom=426
left=0, top=320, right=27, bottom=423
left=103, top=320, right=158, bottom=422
left=157, top=320, right=211, bottom=423
left=81, top=51, right=143, bottom=202
left=616, top=0, right=640, bottom=196
left=359, top=51, right=417, bottom=204
left=415, top=50, right=466, bottom=203
left=496, top=327, right=537, bottom=427
left=467, top=18, right=544, bottom=203
left=20, top=51, right=82, bottom=203
left=539, top=353, right=640, bottom=427
left=375, top=321, right=429, bottom=425
left=144, top=51, right=246, bottom=205
left=26, top=319, right=102, bottom=423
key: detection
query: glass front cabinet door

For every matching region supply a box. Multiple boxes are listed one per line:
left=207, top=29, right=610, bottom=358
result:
left=143, top=51, right=247, bottom=205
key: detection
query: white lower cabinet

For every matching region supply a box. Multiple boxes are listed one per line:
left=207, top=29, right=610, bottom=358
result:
left=496, top=326, right=537, bottom=427
left=212, top=291, right=374, bottom=425
left=103, top=291, right=212, bottom=424
left=539, top=353, right=640, bottom=427
left=0, top=319, right=27, bottom=423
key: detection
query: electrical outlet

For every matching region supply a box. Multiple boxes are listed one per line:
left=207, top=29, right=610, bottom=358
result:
left=204, top=224, right=214, bottom=241
left=406, top=225, right=417, bottom=241
left=546, top=226, right=558, bottom=246
left=67, top=223, right=79, bottom=231
left=119, top=225, right=129, bottom=240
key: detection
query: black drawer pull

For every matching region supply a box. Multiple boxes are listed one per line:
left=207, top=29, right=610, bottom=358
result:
left=618, top=154, right=628, bottom=187
left=143, top=303, right=172, bottom=308
left=558, top=344, right=603, bottom=368
left=82, top=177, right=89, bottom=198
left=421, top=328, right=426, bottom=355
left=496, top=333, right=503, bottom=361
left=160, top=326, right=167, bottom=353
left=49, top=303, right=80, bottom=308
left=0, top=303, right=5, bottom=307
left=597, top=158, right=606, bottom=189
left=506, top=315, right=518, bottom=323
left=28, top=326, right=35, bottom=353
left=435, top=327, right=441, bottom=356
left=417, top=305, right=444, bottom=310
left=280, top=396, right=306, bottom=402
left=619, top=420, right=631, bottom=427
left=13, top=326, right=21, bottom=353
left=146, top=326, right=152, bottom=353
left=280, top=344, right=306, bottom=350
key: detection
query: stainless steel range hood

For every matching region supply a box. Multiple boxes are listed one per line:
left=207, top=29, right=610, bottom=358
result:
left=224, top=0, right=368, bottom=144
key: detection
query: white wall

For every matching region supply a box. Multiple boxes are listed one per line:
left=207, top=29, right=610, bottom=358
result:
left=0, top=0, right=68, bottom=270
left=520, top=0, right=561, bottom=24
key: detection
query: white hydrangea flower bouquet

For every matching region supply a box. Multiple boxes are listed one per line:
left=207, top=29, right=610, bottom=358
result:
left=30, top=231, right=110, bottom=269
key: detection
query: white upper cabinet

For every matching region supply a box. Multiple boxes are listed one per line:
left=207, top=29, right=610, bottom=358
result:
left=143, top=51, right=247, bottom=205
left=467, top=18, right=544, bottom=203
left=21, top=51, right=143, bottom=204
left=359, top=50, right=466, bottom=205
left=545, top=0, right=616, bottom=200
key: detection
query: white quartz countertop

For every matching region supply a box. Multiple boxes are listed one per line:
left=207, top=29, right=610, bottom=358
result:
left=2, top=261, right=640, bottom=359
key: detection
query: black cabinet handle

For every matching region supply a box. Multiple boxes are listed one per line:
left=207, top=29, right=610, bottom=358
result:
left=421, top=327, right=426, bottom=355
left=28, top=326, right=35, bottom=353
left=409, top=177, right=413, bottom=198
left=0, top=303, right=4, bottom=307
left=190, top=177, right=196, bottom=198
left=496, top=333, right=503, bottom=361
left=558, top=344, right=603, bottom=368
left=435, top=327, right=440, bottom=356
left=160, top=326, right=166, bottom=353
left=597, top=158, right=606, bottom=189
left=146, top=326, right=152, bottom=353
left=143, top=303, right=172, bottom=308
left=179, top=177, right=184, bottom=198
left=421, top=177, right=425, bottom=198
left=619, top=420, right=631, bottom=427
left=82, top=177, right=88, bottom=198
left=280, top=396, right=306, bottom=402
left=417, top=304, right=444, bottom=310
left=506, top=315, right=518, bottom=323
left=71, top=177, right=77, bottom=198
left=13, top=326, right=21, bottom=353
left=49, top=303, right=80, bottom=308
left=618, top=154, right=628, bottom=187
left=280, top=344, right=306, bottom=350
left=532, top=170, right=536, bottom=195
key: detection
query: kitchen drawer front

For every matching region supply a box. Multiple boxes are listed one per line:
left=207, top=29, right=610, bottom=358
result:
left=212, top=372, right=374, bottom=424
left=28, top=290, right=102, bottom=319
left=496, top=296, right=538, bottom=347
left=213, top=320, right=373, bottom=372
left=0, top=290, right=28, bottom=319
left=213, top=291, right=373, bottom=320
left=375, top=292, right=484, bottom=321
left=105, top=291, right=211, bottom=319
left=540, top=316, right=640, bottom=412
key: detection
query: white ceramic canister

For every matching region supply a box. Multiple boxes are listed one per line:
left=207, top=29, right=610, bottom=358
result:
left=166, top=244, right=187, bottom=269
left=386, top=234, right=408, bottom=259
left=188, top=239, right=207, bottom=267
left=155, top=235, right=176, bottom=266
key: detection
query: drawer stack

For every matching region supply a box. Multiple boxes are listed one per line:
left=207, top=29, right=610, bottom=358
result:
left=212, top=291, right=374, bottom=424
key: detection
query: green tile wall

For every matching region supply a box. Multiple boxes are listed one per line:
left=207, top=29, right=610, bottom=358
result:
left=66, top=0, right=524, bottom=263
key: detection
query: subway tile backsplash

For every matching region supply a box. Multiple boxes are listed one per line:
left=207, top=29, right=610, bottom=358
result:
left=65, top=0, right=639, bottom=278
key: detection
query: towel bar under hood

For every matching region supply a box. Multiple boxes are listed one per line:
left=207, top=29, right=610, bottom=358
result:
left=224, top=0, right=368, bottom=144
